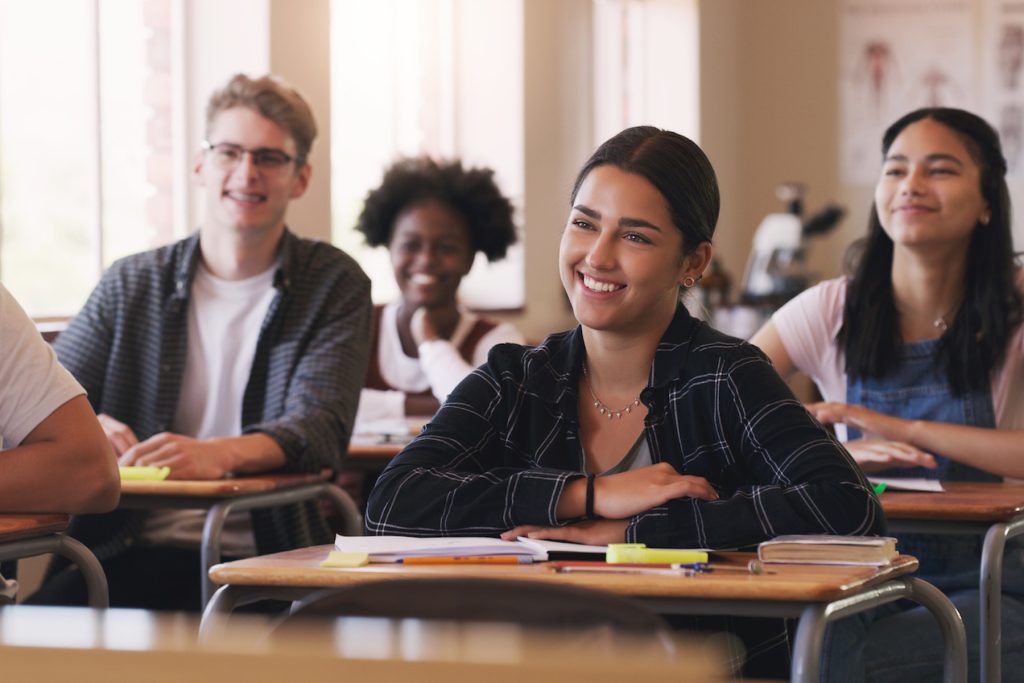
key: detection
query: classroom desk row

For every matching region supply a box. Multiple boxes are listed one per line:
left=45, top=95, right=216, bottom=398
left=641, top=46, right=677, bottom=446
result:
left=4, top=476, right=1024, bottom=683
left=0, top=606, right=727, bottom=683
left=201, top=546, right=964, bottom=683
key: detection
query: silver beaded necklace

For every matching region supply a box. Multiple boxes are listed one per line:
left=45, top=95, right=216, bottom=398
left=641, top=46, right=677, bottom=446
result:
left=581, top=364, right=641, bottom=419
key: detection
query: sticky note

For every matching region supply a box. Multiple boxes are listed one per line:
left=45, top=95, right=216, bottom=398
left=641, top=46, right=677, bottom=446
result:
left=119, top=466, right=171, bottom=481
left=320, top=551, right=369, bottom=568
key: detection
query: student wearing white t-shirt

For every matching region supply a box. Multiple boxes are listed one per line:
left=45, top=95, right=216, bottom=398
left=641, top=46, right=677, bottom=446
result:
left=0, top=283, right=118, bottom=514
left=28, top=74, right=371, bottom=610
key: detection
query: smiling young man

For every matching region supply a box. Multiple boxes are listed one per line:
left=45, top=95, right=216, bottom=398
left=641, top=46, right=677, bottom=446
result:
left=29, top=74, right=372, bottom=610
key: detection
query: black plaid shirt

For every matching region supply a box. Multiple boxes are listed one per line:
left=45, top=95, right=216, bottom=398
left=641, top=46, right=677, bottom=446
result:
left=367, top=306, right=884, bottom=549
left=55, top=229, right=372, bottom=557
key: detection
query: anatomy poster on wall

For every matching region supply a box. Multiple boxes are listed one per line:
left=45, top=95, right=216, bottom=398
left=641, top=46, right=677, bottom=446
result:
left=840, top=0, right=976, bottom=183
left=982, top=0, right=1024, bottom=177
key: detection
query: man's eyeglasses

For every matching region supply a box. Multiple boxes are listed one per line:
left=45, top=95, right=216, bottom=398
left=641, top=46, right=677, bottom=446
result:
left=202, top=141, right=304, bottom=172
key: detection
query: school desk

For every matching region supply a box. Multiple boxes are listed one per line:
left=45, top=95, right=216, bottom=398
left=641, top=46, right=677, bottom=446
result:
left=882, top=481, right=1024, bottom=683
left=0, top=514, right=107, bottom=607
left=118, top=472, right=362, bottom=608
left=201, top=546, right=966, bottom=683
left=0, top=604, right=728, bottom=683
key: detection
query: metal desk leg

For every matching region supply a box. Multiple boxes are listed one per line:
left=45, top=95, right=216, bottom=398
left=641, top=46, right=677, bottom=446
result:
left=0, top=534, right=109, bottom=608
left=199, top=584, right=245, bottom=641
left=792, top=578, right=966, bottom=683
left=790, top=603, right=827, bottom=683
left=319, top=483, right=363, bottom=536
left=980, top=517, right=1024, bottom=683
left=198, top=483, right=363, bottom=609
left=55, top=535, right=109, bottom=609
left=200, top=502, right=231, bottom=610
left=905, top=577, right=968, bottom=683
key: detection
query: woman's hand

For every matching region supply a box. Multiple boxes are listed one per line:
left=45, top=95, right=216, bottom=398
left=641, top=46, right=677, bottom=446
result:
left=843, top=438, right=937, bottom=473
left=500, top=519, right=629, bottom=545
left=555, top=463, right=719, bottom=521
left=807, top=401, right=909, bottom=441
left=410, top=307, right=441, bottom=344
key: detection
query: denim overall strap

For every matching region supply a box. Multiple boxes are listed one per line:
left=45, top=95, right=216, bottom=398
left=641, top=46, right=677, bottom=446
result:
left=847, top=337, right=1003, bottom=592
left=846, top=337, right=998, bottom=481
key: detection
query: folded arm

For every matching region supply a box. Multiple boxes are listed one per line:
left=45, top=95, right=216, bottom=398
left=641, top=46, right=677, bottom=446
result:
left=628, top=352, right=885, bottom=550
left=0, top=396, right=119, bottom=514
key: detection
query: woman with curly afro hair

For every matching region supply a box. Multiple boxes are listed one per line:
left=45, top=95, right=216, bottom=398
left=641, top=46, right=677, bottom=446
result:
left=354, top=156, right=523, bottom=424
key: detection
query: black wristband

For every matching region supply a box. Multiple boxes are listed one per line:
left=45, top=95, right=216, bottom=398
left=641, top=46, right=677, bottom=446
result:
left=585, top=474, right=596, bottom=520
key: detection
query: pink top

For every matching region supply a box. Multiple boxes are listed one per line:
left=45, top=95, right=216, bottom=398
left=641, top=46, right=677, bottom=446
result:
left=771, top=275, right=1024, bottom=434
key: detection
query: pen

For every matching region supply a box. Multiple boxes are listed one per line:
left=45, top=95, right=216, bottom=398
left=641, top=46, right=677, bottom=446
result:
left=400, top=555, right=534, bottom=565
left=552, top=566, right=700, bottom=576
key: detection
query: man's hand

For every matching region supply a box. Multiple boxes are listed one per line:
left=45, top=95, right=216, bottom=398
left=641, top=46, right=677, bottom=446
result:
left=118, top=433, right=235, bottom=480
left=843, top=438, right=937, bottom=473
left=500, top=519, right=629, bottom=545
left=97, top=413, right=139, bottom=456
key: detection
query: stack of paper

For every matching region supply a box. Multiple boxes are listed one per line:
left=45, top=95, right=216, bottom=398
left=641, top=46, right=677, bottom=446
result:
left=334, top=535, right=607, bottom=563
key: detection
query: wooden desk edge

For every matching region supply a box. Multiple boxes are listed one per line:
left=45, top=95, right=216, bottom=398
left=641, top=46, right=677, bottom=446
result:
left=209, top=547, right=919, bottom=603
left=0, top=514, right=71, bottom=542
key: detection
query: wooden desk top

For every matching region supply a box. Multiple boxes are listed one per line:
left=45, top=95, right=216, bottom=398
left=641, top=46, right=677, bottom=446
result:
left=881, top=481, right=1024, bottom=522
left=0, top=513, right=70, bottom=542
left=210, top=545, right=918, bottom=603
left=345, top=441, right=404, bottom=460
left=120, top=472, right=329, bottom=498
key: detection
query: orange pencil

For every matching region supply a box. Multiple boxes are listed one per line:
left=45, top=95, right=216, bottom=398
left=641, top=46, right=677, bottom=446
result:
left=400, top=555, right=534, bottom=565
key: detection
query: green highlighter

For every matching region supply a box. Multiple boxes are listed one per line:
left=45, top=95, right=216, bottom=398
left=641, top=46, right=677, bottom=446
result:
left=873, top=482, right=888, bottom=495
left=606, top=543, right=709, bottom=565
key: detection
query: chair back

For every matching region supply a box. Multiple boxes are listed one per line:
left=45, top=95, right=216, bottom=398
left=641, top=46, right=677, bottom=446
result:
left=286, top=576, right=671, bottom=634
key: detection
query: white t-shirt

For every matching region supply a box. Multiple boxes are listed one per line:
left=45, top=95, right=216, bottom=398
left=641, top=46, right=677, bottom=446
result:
left=355, top=300, right=525, bottom=427
left=142, top=261, right=278, bottom=555
left=0, top=284, right=84, bottom=448
left=771, top=276, right=1024, bottom=438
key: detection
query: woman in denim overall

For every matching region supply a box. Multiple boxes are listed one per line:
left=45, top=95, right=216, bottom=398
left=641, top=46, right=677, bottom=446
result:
left=754, top=107, right=1024, bottom=681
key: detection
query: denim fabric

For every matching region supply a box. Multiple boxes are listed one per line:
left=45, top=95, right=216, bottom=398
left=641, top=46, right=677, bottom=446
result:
left=822, top=337, right=1024, bottom=681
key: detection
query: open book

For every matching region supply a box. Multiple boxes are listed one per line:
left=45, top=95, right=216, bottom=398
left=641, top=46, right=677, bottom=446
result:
left=334, top=534, right=607, bottom=563
left=757, top=535, right=898, bottom=566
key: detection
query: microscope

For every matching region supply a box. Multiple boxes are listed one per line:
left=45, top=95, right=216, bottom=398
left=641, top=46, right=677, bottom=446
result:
left=740, top=183, right=844, bottom=306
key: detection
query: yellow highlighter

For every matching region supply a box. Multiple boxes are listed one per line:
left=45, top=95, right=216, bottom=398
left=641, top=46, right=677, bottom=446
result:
left=118, top=466, right=171, bottom=481
left=606, top=543, right=709, bottom=565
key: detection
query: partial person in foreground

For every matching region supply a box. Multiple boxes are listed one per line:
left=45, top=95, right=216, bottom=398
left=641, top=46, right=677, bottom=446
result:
left=0, top=282, right=119, bottom=514
left=353, top=156, right=523, bottom=426
left=29, top=73, right=372, bottom=610
left=367, top=126, right=884, bottom=677
left=752, top=107, right=1024, bottom=682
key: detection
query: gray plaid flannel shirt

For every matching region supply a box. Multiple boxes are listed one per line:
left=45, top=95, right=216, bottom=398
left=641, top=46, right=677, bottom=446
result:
left=54, top=229, right=371, bottom=558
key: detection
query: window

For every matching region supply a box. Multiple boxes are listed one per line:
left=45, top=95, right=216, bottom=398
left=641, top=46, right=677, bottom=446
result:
left=592, top=0, right=700, bottom=146
left=330, top=0, right=525, bottom=310
left=0, top=0, right=185, bottom=317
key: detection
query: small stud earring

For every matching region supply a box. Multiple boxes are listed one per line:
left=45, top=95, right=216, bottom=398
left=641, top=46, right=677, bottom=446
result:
left=682, top=276, right=696, bottom=288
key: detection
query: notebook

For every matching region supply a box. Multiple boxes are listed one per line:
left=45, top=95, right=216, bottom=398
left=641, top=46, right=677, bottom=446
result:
left=334, top=534, right=607, bottom=563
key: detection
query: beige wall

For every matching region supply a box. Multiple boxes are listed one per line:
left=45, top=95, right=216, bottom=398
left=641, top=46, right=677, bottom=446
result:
left=700, top=0, right=850, bottom=289
left=181, top=0, right=1021, bottom=343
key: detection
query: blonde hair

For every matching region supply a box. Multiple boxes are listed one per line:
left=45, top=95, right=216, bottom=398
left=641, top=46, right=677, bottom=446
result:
left=205, top=73, right=317, bottom=164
